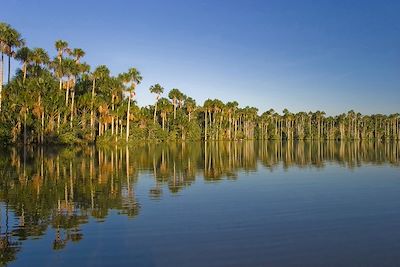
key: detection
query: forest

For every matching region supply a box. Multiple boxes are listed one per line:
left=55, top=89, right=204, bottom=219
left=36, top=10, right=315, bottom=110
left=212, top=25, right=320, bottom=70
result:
left=1, top=22, right=399, bottom=145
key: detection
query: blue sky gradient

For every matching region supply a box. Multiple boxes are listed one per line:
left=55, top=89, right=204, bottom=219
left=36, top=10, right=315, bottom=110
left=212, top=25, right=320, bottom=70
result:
left=3, top=0, right=400, bottom=115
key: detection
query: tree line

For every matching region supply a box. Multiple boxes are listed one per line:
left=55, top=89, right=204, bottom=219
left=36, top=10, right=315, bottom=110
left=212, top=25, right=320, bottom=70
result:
left=1, top=22, right=399, bottom=145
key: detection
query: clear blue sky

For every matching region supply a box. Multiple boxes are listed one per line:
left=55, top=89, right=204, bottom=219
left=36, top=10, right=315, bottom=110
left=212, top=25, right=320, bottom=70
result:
left=3, top=0, right=400, bottom=115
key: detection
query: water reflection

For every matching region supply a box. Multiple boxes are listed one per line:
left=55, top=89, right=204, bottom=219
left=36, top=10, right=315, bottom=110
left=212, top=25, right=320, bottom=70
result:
left=0, top=141, right=399, bottom=265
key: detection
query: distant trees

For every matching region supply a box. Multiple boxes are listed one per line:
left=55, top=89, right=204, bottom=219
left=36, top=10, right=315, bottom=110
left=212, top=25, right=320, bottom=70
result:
left=0, top=22, right=399, bottom=145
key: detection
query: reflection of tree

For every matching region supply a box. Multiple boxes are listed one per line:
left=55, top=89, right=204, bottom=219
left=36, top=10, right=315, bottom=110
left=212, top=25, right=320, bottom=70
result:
left=257, top=141, right=400, bottom=171
left=0, top=141, right=399, bottom=265
left=0, top=145, right=143, bottom=265
left=0, top=202, right=21, bottom=265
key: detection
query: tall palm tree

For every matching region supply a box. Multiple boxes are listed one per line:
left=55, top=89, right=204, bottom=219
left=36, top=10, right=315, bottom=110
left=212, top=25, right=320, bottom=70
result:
left=0, top=23, right=24, bottom=111
left=90, top=65, right=110, bottom=139
left=168, top=88, right=183, bottom=120
left=71, top=48, right=85, bottom=64
left=15, top=47, right=32, bottom=83
left=158, top=97, right=172, bottom=130
left=184, top=97, right=196, bottom=122
left=0, top=23, right=24, bottom=83
left=30, top=48, right=49, bottom=68
left=108, top=76, right=124, bottom=136
left=54, top=40, right=69, bottom=91
left=149, top=83, right=164, bottom=124
left=203, top=99, right=213, bottom=141
left=119, top=67, right=142, bottom=142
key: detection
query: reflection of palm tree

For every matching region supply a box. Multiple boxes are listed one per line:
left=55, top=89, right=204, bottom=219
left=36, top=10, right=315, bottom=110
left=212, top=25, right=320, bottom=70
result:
left=53, top=227, right=67, bottom=250
left=0, top=201, right=21, bottom=265
left=0, top=142, right=399, bottom=265
left=149, top=154, right=163, bottom=199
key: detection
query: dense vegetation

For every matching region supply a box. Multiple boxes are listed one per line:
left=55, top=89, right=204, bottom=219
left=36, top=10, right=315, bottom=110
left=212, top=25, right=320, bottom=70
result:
left=0, top=22, right=399, bottom=145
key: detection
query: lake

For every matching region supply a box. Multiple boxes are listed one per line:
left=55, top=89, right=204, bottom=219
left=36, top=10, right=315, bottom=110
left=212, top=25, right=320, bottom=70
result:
left=1, top=141, right=400, bottom=266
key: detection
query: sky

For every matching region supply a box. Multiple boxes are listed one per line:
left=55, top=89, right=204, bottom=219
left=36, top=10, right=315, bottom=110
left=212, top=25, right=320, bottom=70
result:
left=2, top=0, right=400, bottom=115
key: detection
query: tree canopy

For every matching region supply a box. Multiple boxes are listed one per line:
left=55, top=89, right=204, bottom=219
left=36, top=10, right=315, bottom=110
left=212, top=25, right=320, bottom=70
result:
left=0, top=22, right=399, bottom=145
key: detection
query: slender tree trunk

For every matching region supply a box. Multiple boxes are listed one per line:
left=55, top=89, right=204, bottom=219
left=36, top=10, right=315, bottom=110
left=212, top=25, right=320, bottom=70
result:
left=0, top=52, right=4, bottom=112
left=23, top=62, right=27, bottom=83
left=41, top=111, right=45, bottom=144
left=57, top=113, right=60, bottom=134
left=173, top=98, right=177, bottom=120
left=70, top=89, right=75, bottom=128
left=126, top=95, right=131, bottom=142
left=229, top=113, right=232, bottom=140
left=99, top=120, right=102, bottom=136
left=65, top=84, right=70, bottom=107
left=162, top=114, right=165, bottom=130
left=154, top=101, right=158, bottom=124
left=90, top=79, right=96, bottom=140
left=115, top=116, right=119, bottom=141
left=204, top=111, right=208, bottom=141
left=24, top=111, right=27, bottom=145
left=58, top=56, right=63, bottom=91
left=7, top=55, right=11, bottom=84
left=112, top=95, right=115, bottom=135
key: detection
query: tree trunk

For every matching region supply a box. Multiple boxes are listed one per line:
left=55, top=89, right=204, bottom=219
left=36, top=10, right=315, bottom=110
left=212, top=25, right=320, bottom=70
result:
left=154, top=101, right=158, bottom=124
left=70, top=89, right=75, bottom=128
left=173, top=98, right=177, bottom=120
left=115, top=116, right=119, bottom=141
left=229, top=113, right=232, bottom=140
left=126, top=95, right=131, bottom=142
left=0, top=52, right=3, bottom=112
left=162, top=113, right=166, bottom=130
left=65, top=84, right=70, bottom=107
left=204, top=111, right=208, bottom=141
left=111, top=95, right=115, bottom=135
left=57, top=113, right=60, bottom=134
left=41, top=111, right=45, bottom=144
left=7, top=55, right=11, bottom=84
left=24, top=111, right=27, bottom=145
left=90, top=79, right=96, bottom=140
left=23, top=62, right=27, bottom=83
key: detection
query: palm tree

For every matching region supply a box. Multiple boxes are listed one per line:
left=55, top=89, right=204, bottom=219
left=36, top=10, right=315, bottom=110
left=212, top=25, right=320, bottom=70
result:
left=70, top=62, right=89, bottom=128
left=149, top=83, right=164, bottom=123
left=15, top=47, right=32, bottom=83
left=0, top=23, right=24, bottom=111
left=158, top=98, right=172, bottom=130
left=184, top=97, right=196, bottom=122
left=54, top=40, right=69, bottom=90
left=168, top=88, right=183, bottom=120
left=90, top=65, right=110, bottom=139
left=30, top=48, right=49, bottom=68
left=108, top=76, right=124, bottom=136
left=0, top=23, right=24, bottom=83
left=119, top=68, right=142, bottom=142
left=203, top=99, right=213, bottom=141
left=226, top=101, right=238, bottom=140
left=71, top=48, right=85, bottom=64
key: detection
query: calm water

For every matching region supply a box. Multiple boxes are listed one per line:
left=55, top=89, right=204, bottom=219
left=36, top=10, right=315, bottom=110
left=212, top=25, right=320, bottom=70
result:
left=1, top=141, right=400, bottom=266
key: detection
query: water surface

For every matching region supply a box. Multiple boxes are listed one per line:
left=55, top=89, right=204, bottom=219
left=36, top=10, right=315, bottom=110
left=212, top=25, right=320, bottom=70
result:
left=1, top=141, right=400, bottom=266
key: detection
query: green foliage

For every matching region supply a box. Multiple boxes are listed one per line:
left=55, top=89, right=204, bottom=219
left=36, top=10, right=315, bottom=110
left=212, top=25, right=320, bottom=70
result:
left=0, top=22, right=399, bottom=145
